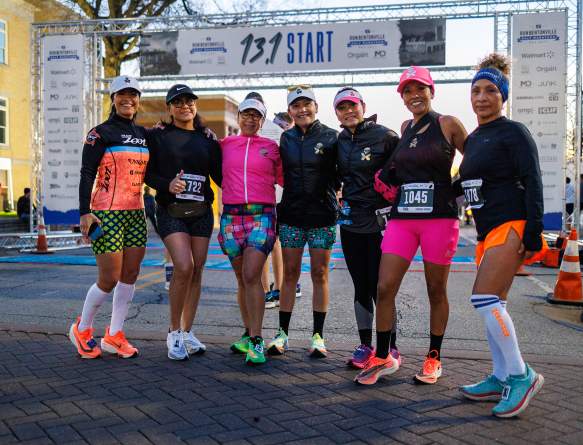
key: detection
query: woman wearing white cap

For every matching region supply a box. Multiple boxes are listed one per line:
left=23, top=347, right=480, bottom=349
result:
left=355, top=67, right=467, bottom=386
left=145, top=84, right=222, bottom=361
left=334, top=86, right=401, bottom=370
left=266, top=85, right=339, bottom=358
left=69, top=75, right=148, bottom=359
left=218, top=95, right=283, bottom=365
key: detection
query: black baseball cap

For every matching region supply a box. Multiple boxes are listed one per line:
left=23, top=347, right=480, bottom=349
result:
left=166, top=84, right=198, bottom=104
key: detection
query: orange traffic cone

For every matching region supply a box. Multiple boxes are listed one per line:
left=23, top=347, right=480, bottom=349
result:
left=547, top=228, right=583, bottom=306
left=31, top=215, right=53, bottom=254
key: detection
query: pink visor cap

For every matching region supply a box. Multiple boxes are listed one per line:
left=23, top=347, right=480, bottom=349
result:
left=333, top=88, right=364, bottom=108
left=397, top=66, right=435, bottom=95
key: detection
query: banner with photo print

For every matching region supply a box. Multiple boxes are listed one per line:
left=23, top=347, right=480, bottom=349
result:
left=140, top=19, right=445, bottom=76
left=511, top=11, right=567, bottom=230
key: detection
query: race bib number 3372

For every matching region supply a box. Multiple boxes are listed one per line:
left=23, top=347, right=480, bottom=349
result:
left=397, top=182, right=434, bottom=214
left=176, top=174, right=206, bottom=202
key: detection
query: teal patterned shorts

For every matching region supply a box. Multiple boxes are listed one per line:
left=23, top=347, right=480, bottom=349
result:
left=279, top=223, right=336, bottom=250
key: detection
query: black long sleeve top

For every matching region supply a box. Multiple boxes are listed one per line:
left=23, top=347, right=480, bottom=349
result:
left=459, top=117, right=544, bottom=250
left=145, top=124, right=222, bottom=207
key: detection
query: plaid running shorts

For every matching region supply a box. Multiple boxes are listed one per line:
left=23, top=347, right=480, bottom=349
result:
left=91, top=209, right=147, bottom=255
left=218, top=204, right=276, bottom=260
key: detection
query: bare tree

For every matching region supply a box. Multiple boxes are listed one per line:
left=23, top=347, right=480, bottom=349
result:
left=62, top=1, right=192, bottom=77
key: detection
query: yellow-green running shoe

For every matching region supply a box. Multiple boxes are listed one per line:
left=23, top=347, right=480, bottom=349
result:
left=309, top=333, right=327, bottom=358
left=230, top=334, right=250, bottom=354
left=246, top=337, right=266, bottom=365
left=267, top=328, right=289, bottom=355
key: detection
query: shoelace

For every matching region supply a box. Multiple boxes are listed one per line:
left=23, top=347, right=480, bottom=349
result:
left=423, top=358, right=438, bottom=374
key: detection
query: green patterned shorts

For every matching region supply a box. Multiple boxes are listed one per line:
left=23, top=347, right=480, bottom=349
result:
left=91, top=209, right=147, bottom=255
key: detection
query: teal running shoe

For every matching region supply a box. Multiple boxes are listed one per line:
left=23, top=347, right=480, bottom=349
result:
left=308, top=333, right=327, bottom=358
left=460, top=375, right=505, bottom=401
left=267, top=328, right=288, bottom=355
left=230, top=334, right=250, bottom=354
left=492, top=364, right=544, bottom=418
left=246, top=337, right=266, bottom=365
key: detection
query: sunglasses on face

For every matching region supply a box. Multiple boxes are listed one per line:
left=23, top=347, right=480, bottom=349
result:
left=170, top=98, right=196, bottom=107
left=240, top=111, right=263, bottom=121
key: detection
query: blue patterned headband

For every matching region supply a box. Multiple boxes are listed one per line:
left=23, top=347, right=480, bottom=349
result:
left=471, top=68, right=509, bottom=103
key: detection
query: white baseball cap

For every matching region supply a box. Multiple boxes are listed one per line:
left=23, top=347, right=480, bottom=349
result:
left=286, top=85, right=316, bottom=106
left=110, top=75, right=142, bottom=97
left=238, top=98, right=267, bottom=117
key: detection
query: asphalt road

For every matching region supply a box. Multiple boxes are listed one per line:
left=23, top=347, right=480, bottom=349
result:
left=0, top=226, right=582, bottom=358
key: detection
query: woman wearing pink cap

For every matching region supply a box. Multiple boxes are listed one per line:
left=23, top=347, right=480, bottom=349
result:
left=355, top=67, right=467, bottom=385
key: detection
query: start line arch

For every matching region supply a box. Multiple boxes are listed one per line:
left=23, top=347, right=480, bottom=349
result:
left=31, top=0, right=582, bottom=231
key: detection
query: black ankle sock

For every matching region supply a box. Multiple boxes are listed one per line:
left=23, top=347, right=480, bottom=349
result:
left=359, top=329, right=373, bottom=347
left=251, top=335, right=263, bottom=345
left=429, top=333, right=444, bottom=358
left=279, top=311, right=292, bottom=335
left=376, top=331, right=391, bottom=359
left=243, top=329, right=249, bottom=337
left=390, top=329, right=397, bottom=350
left=313, top=311, right=326, bottom=337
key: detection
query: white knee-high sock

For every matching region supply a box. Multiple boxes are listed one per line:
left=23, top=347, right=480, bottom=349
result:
left=109, top=282, right=135, bottom=335
left=486, top=300, right=508, bottom=381
left=79, top=284, right=110, bottom=331
left=471, top=295, right=526, bottom=377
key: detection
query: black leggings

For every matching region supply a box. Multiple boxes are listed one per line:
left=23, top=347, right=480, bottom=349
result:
left=340, top=228, right=383, bottom=333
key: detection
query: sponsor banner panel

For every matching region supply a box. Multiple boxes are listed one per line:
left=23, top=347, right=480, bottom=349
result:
left=140, top=19, right=445, bottom=76
left=511, top=11, right=567, bottom=230
left=41, top=34, right=84, bottom=225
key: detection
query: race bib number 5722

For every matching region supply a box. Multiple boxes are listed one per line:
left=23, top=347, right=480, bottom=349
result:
left=176, top=174, right=206, bottom=202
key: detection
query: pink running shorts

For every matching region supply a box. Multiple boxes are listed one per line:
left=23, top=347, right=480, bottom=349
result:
left=381, top=218, right=459, bottom=265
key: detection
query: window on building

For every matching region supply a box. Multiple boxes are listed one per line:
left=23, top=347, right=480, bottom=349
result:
left=0, top=21, right=6, bottom=64
left=0, top=98, right=7, bottom=145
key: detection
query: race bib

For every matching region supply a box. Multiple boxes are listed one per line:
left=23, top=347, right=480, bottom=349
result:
left=461, top=179, right=484, bottom=209
left=176, top=173, right=206, bottom=202
left=375, top=205, right=392, bottom=229
left=397, top=182, right=434, bottom=214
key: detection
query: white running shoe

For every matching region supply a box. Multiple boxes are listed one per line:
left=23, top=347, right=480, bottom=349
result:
left=167, top=330, right=188, bottom=360
left=183, top=330, right=206, bottom=355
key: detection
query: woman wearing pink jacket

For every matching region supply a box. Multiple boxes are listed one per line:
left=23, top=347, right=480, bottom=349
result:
left=218, top=97, right=283, bottom=365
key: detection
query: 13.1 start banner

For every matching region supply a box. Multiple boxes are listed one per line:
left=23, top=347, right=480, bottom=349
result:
left=140, top=19, right=445, bottom=76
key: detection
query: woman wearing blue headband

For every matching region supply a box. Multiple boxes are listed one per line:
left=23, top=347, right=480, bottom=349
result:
left=458, top=53, right=546, bottom=417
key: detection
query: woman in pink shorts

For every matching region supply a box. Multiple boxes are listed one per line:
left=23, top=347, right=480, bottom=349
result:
left=355, top=66, right=467, bottom=385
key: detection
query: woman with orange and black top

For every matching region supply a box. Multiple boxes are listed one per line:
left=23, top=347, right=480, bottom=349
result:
left=145, top=84, right=222, bottom=361
left=69, top=76, right=148, bottom=360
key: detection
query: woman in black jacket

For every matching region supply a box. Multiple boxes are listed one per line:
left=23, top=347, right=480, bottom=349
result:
left=334, top=87, right=400, bottom=369
left=267, top=85, right=338, bottom=358
left=145, top=84, right=222, bottom=361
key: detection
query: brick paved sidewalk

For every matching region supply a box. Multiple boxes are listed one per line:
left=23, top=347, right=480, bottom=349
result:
left=1, top=330, right=582, bottom=445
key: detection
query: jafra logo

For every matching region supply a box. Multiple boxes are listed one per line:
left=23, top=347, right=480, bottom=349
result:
left=361, top=147, right=371, bottom=161
left=124, top=77, right=131, bottom=84
left=314, top=142, right=324, bottom=155
left=121, top=134, right=146, bottom=146
left=409, top=137, right=418, bottom=148
left=405, top=67, right=416, bottom=78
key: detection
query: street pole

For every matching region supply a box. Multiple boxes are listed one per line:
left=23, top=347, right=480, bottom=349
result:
left=575, top=0, right=583, bottom=235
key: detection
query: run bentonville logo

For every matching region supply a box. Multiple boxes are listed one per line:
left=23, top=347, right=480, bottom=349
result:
left=517, top=24, right=560, bottom=43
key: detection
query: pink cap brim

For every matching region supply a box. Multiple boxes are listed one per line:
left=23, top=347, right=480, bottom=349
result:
left=397, top=78, right=434, bottom=94
left=334, top=96, right=361, bottom=108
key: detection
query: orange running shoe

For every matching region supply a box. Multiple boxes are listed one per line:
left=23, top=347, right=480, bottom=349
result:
left=354, top=355, right=400, bottom=385
left=414, top=350, right=442, bottom=384
left=68, top=317, right=101, bottom=359
left=100, top=327, right=139, bottom=358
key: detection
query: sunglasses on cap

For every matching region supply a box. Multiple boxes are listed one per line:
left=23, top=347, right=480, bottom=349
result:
left=287, top=84, right=313, bottom=92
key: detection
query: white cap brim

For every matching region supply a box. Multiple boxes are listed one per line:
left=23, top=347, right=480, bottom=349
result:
left=238, top=98, right=267, bottom=117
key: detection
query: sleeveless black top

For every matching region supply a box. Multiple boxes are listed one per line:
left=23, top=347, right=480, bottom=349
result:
left=390, top=111, right=457, bottom=219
